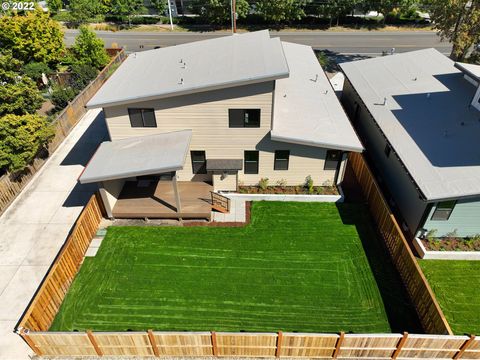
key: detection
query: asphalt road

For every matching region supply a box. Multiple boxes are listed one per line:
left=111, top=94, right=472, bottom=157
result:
left=64, top=30, right=451, bottom=57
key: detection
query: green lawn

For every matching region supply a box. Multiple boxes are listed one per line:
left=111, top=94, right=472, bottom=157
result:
left=50, top=202, right=420, bottom=333
left=419, top=260, right=480, bottom=335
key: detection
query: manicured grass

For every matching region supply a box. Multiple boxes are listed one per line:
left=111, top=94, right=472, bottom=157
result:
left=50, top=202, right=419, bottom=333
left=419, top=260, right=480, bottom=335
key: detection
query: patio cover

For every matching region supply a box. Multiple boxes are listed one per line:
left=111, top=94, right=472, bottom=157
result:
left=206, top=159, right=243, bottom=171
left=79, top=130, right=192, bottom=184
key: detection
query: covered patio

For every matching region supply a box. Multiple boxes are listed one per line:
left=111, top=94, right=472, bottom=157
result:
left=79, top=130, right=213, bottom=220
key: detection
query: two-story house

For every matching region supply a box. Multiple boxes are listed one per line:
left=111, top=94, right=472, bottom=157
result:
left=79, top=31, right=363, bottom=219
left=341, top=48, right=480, bottom=239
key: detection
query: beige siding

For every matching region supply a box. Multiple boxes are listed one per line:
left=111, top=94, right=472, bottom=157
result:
left=104, top=82, right=337, bottom=186
left=213, top=172, right=238, bottom=192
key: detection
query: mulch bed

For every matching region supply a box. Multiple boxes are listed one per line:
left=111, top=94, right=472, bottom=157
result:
left=421, top=237, right=480, bottom=251
left=238, top=186, right=338, bottom=195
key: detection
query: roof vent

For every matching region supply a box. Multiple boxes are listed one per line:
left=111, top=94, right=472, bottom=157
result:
left=310, top=74, right=319, bottom=82
left=179, top=78, right=184, bottom=85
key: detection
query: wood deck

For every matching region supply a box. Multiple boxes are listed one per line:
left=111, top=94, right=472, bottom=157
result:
left=112, top=181, right=212, bottom=220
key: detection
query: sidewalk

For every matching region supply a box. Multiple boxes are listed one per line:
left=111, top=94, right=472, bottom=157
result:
left=0, top=109, right=106, bottom=360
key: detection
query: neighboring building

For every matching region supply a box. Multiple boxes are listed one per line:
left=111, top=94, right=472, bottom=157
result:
left=80, top=31, right=362, bottom=219
left=340, top=48, right=480, bottom=238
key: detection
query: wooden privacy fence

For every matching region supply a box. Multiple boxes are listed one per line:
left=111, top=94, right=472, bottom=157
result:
left=347, top=152, right=452, bottom=335
left=19, top=331, right=480, bottom=358
left=17, top=194, right=104, bottom=332
left=0, top=49, right=127, bottom=216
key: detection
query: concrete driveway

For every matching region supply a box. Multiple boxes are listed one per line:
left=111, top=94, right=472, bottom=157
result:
left=0, top=109, right=106, bottom=359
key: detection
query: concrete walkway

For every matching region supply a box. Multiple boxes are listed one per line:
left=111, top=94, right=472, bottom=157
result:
left=0, top=109, right=106, bottom=360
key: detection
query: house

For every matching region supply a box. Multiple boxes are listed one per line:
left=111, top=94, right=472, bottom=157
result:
left=79, top=31, right=362, bottom=219
left=340, top=48, right=480, bottom=238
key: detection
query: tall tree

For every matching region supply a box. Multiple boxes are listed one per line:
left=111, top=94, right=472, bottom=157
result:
left=0, top=53, right=43, bottom=117
left=151, top=0, right=167, bottom=15
left=427, top=0, right=480, bottom=61
left=47, top=0, right=63, bottom=13
left=69, top=0, right=104, bottom=23
left=312, top=0, right=357, bottom=26
left=188, top=0, right=249, bottom=24
left=72, top=26, right=110, bottom=68
left=0, top=114, right=54, bottom=173
left=254, top=0, right=307, bottom=22
left=0, top=8, right=65, bottom=66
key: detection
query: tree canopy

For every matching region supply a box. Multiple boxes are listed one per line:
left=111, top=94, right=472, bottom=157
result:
left=0, top=114, right=54, bottom=173
left=72, top=26, right=110, bottom=68
left=0, top=53, right=43, bottom=117
left=188, top=0, right=250, bottom=24
left=427, top=0, right=480, bottom=61
left=0, top=8, right=64, bottom=66
left=254, top=0, right=307, bottom=22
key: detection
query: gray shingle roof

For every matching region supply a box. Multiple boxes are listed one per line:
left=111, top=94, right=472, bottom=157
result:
left=341, top=48, right=480, bottom=201
left=86, top=30, right=289, bottom=108
left=79, top=130, right=192, bottom=184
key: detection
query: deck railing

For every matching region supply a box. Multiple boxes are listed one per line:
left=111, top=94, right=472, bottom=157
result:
left=211, top=191, right=230, bottom=213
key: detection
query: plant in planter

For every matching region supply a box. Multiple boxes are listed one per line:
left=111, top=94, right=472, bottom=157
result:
left=258, top=177, right=269, bottom=191
left=305, top=175, right=314, bottom=194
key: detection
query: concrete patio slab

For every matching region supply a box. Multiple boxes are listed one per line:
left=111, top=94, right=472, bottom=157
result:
left=0, top=108, right=106, bottom=360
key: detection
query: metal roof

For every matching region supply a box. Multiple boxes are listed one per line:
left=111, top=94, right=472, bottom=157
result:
left=206, top=159, right=243, bottom=171
left=271, top=42, right=363, bottom=152
left=86, top=31, right=289, bottom=108
left=340, top=48, right=480, bottom=201
left=455, top=62, right=480, bottom=82
left=79, top=130, right=192, bottom=184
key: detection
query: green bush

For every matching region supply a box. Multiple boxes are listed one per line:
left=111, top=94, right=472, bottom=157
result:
left=22, top=62, right=53, bottom=83
left=50, top=85, right=77, bottom=110
left=69, top=63, right=98, bottom=92
left=258, top=177, right=269, bottom=191
left=72, top=26, right=110, bottom=69
left=130, top=16, right=161, bottom=24
left=305, top=175, right=314, bottom=194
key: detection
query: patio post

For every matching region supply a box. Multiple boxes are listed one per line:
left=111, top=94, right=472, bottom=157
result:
left=172, top=172, right=182, bottom=214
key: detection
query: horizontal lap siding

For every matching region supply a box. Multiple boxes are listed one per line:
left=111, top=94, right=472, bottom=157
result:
left=104, top=82, right=336, bottom=186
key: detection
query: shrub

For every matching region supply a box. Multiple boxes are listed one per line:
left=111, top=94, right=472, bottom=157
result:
left=276, top=178, right=287, bottom=187
left=258, top=177, right=269, bottom=191
left=0, top=114, right=54, bottom=173
left=426, top=229, right=437, bottom=240
left=50, top=85, right=77, bottom=110
left=130, top=16, right=161, bottom=25
left=69, top=63, right=98, bottom=92
left=305, top=175, right=314, bottom=194
left=72, top=26, right=110, bottom=69
left=22, top=62, right=53, bottom=83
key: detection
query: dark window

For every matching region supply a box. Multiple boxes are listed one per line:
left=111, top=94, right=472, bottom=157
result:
left=191, top=151, right=207, bottom=174
left=244, top=151, right=259, bottom=174
left=128, top=108, right=157, bottom=127
left=431, top=201, right=456, bottom=221
left=274, top=150, right=290, bottom=170
left=384, top=143, right=391, bottom=158
left=229, top=109, right=261, bottom=128
left=324, top=150, right=341, bottom=170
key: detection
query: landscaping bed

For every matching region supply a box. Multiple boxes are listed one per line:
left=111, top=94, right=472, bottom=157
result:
left=50, top=202, right=420, bottom=333
left=421, top=235, right=480, bottom=252
left=238, top=185, right=339, bottom=195
left=419, top=260, right=480, bottom=335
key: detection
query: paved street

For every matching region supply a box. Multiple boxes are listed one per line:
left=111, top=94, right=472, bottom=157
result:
left=65, top=29, right=452, bottom=56
left=0, top=109, right=106, bottom=360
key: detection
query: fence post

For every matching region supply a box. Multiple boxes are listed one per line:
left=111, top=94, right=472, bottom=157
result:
left=276, top=331, right=283, bottom=357
left=87, top=330, right=103, bottom=356
left=453, top=335, right=476, bottom=360
left=147, top=329, right=159, bottom=357
left=18, top=329, right=42, bottom=356
left=391, top=332, right=408, bottom=359
left=211, top=331, right=218, bottom=356
left=333, top=331, right=344, bottom=359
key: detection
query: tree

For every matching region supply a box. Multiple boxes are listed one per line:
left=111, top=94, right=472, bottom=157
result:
left=72, top=26, right=110, bottom=68
left=188, top=0, right=250, bottom=24
left=110, top=0, right=147, bottom=25
left=151, top=0, right=167, bottom=15
left=427, top=0, right=480, bottom=61
left=0, top=114, right=54, bottom=173
left=254, top=0, right=307, bottom=22
left=22, top=62, right=53, bottom=83
left=50, top=85, right=77, bottom=110
left=69, top=0, right=104, bottom=23
left=0, top=53, right=44, bottom=117
left=312, top=0, right=357, bottom=26
left=362, top=0, right=415, bottom=23
left=47, top=0, right=63, bottom=13
left=0, top=8, right=65, bottom=66
left=69, top=62, right=99, bottom=91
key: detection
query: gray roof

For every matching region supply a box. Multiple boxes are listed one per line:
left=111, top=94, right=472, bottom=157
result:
left=206, top=159, right=243, bottom=171
left=341, top=48, right=480, bottom=201
left=455, top=62, right=480, bottom=82
left=87, top=31, right=289, bottom=108
left=79, top=130, right=192, bottom=184
left=271, top=42, right=363, bottom=152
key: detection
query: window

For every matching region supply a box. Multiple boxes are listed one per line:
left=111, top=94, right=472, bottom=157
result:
left=324, top=150, right=341, bottom=170
left=431, top=201, right=456, bottom=221
left=244, top=151, right=259, bottom=174
left=229, top=109, right=261, bottom=128
left=274, top=150, right=290, bottom=170
left=128, top=108, right=157, bottom=127
left=384, top=143, right=392, bottom=158
left=191, top=151, right=207, bottom=174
